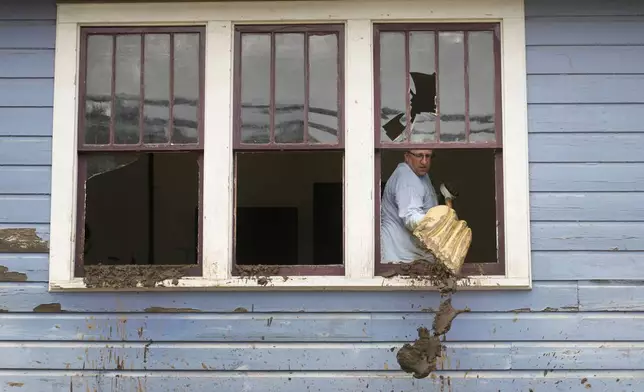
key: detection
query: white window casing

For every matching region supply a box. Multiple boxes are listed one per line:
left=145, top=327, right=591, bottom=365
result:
left=49, top=0, right=531, bottom=291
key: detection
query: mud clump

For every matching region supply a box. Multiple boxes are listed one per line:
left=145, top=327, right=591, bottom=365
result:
left=0, top=266, right=27, bottom=282
left=236, top=265, right=280, bottom=286
left=432, top=298, right=468, bottom=336
left=33, top=303, right=63, bottom=313
left=397, top=327, right=443, bottom=379
left=393, top=259, right=470, bottom=379
left=84, top=264, right=189, bottom=289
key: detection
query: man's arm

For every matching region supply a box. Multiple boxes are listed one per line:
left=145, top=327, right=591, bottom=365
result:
left=395, top=185, right=427, bottom=232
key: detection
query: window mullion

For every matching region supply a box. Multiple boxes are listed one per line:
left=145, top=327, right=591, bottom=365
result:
left=202, top=20, right=234, bottom=280
left=344, top=19, right=375, bottom=279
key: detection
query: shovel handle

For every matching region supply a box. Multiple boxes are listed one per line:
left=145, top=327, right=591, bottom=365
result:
left=446, top=199, right=453, bottom=209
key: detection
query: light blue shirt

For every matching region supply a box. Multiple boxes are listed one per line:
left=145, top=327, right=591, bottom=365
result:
left=381, top=162, right=439, bottom=262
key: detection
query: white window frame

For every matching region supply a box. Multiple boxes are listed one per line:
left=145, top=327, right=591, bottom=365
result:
left=49, top=0, right=531, bottom=291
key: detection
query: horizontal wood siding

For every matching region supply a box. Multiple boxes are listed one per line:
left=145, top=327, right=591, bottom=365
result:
left=0, top=0, right=641, bottom=390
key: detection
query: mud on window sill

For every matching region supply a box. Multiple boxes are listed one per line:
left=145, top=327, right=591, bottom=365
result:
left=48, top=274, right=532, bottom=291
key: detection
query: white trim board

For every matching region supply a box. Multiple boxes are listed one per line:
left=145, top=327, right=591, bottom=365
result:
left=49, top=0, right=531, bottom=291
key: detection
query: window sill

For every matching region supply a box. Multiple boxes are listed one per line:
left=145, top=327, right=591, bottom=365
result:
left=49, top=275, right=532, bottom=292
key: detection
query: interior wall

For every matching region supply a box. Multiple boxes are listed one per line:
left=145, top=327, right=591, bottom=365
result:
left=84, top=155, right=149, bottom=265
left=236, top=151, right=343, bottom=264
left=84, top=152, right=199, bottom=265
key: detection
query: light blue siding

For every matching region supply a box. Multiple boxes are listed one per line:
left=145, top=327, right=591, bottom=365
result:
left=0, top=108, right=53, bottom=136
left=526, top=16, right=644, bottom=45
left=0, top=50, right=54, bottom=78
left=529, top=104, right=644, bottom=133
left=1, top=371, right=641, bottom=392
left=0, top=0, right=642, bottom=390
left=533, top=251, right=644, bottom=280
left=0, top=282, right=578, bottom=312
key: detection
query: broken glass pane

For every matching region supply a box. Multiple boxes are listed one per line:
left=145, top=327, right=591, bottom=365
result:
left=84, top=152, right=199, bottom=266
left=240, top=34, right=271, bottom=144
left=379, top=32, right=407, bottom=143
left=143, top=34, right=171, bottom=144
left=86, top=154, right=141, bottom=180
left=84, top=35, right=113, bottom=145
left=308, top=33, right=339, bottom=144
left=409, top=31, right=437, bottom=143
left=172, top=33, right=200, bottom=144
left=438, top=32, right=466, bottom=143
left=114, top=35, right=141, bottom=145
left=468, top=31, right=496, bottom=143
left=275, top=33, right=305, bottom=143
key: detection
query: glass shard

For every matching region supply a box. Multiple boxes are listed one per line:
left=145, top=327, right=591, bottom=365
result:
left=84, top=35, right=113, bottom=145
left=468, top=31, right=496, bottom=143
left=379, top=32, right=407, bottom=143
left=308, top=33, right=339, bottom=144
left=409, top=31, right=437, bottom=143
left=240, top=34, right=271, bottom=144
left=114, top=35, right=141, bottom=144
left=438, top=32, right=466, bottom=143
left=143, top=34, right=171, bottom=144
left=275, top=33, right=305, bottom=143
left=172, top=33, right=200, bottom=144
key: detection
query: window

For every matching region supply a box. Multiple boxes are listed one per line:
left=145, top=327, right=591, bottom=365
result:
left=50, top=0, right=530, bottom=290
left=75, top=27, right=204, bottom=278
left=232, top=25, right=345, bottom=276
left=374, top=24, right=505, bottom=276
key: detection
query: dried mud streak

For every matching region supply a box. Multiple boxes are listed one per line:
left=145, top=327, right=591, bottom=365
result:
left=0, top=228, right=49, bottom=253
left=33, top=303, right=63, bottom=312
left=84, top=265, right=189, bottom=289
left=144, top=307, right=201, bottom=313
left=393, top=260, right=469, bottom=379
left=0, top=265, right=27, bottom=282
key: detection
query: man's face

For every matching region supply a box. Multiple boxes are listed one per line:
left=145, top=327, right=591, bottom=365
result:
left=404, top=149, right=433, bottom=176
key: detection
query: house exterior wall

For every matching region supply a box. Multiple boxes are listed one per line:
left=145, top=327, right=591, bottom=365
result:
left=0, top=0, right=642, bottom=390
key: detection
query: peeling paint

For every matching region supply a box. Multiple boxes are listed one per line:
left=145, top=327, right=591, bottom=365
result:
left=33, top=303, right=63, bottom=313
left=0, top=265, right=27, bottom=282
left=144, top=307, right=201, bottom=313
left=6, top=382, right=24, bottom=387
left=0, top=228, right=49, bottom=253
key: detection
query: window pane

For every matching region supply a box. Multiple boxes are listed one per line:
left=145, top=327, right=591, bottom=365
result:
left=172, top=33, right=200, bottom=144
left=379, top=32, right=407, bottom=143
left=114, top=35, right=141, bottom=145
left=240, top=34, right=271, bottom=144
left=308, top=34, right=339, bottom=144
left=409, top=31, right=437, bottom=143
left=438, top=32, right=466, bottom=142
left=143, top=34, right=171, bottom=144
left=84, top=35, right=113, bottom=145
left=275, top=33, right=305, bottom=143
left=468, top=32, right=496, bottom=143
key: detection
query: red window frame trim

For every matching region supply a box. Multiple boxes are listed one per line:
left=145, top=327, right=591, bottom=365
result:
left=373, top=23, right=505, bottom=276
left=74, top=26, right=206, bottom=278
left=232, top=24, right=346, bottom=276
